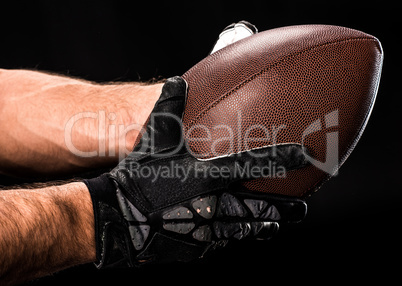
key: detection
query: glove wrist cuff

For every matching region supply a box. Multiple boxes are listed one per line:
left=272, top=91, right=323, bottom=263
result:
left=83, top=174, right=130, bottom=268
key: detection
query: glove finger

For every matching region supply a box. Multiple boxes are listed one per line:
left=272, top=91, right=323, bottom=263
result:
left=210, top=143, right=310, bottom=183
left=114, top=144, right=309, bottom=214
left=133, top=76, right=187, bottom=154
left=152, top=76, right=187, bottom=115
left=225, top=188, right=308, bottom=223
left=213, top=221, right=279, bottom=240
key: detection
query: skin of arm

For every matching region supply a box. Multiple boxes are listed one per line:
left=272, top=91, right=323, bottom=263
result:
left=0, top=69, right=163, bottom=284
left=0, top=182, right=96, bottom=286
left=0, top=68, right=162, bottom=177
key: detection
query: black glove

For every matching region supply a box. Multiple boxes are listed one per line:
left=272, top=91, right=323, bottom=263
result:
left=84, top=76, right=309, bottom=268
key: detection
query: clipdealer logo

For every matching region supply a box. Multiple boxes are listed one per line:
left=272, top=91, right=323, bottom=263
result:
left=126, top=160, right=287, bottom=183
left=301, top=109, right=339, bottom=176
left=63, top=109, right=340, bottom=177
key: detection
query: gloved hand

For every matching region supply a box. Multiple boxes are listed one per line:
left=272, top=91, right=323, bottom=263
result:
left=84, top=76, right=309, bottom=268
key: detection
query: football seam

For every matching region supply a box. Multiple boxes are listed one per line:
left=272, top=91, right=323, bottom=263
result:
left=185, top=36, right=379, bottom=129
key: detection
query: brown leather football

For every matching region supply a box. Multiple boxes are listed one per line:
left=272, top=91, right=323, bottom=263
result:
left=182, top=24, right=383, bottom=198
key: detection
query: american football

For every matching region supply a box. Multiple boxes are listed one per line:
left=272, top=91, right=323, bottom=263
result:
left=182, top=24, right=383, bottom=198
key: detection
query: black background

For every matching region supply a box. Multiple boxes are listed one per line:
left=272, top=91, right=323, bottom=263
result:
left=0, top=0, right=400, bottom=285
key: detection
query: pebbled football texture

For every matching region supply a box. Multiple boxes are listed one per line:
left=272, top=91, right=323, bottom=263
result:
left=182, top=25, right=383, bottom=198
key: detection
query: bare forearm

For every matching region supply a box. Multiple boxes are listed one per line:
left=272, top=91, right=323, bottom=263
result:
left=0, top=68, right=162, bottom=177
left=0, top=182, right=95, bottom=285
